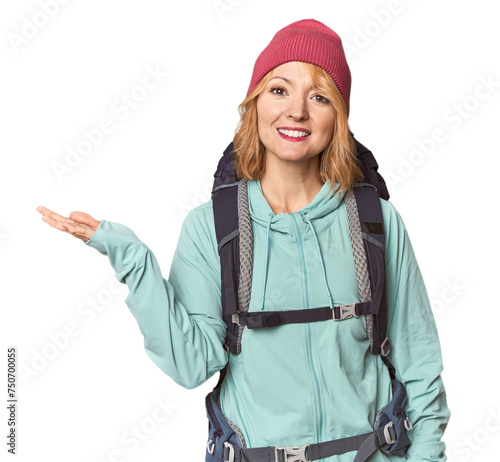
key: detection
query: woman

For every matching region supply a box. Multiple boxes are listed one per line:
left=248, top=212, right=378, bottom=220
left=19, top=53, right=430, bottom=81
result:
left=36, top=18, right=450, bottom=462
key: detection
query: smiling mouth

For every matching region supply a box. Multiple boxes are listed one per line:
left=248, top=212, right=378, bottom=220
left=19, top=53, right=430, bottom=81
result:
left=277, top=128, right=311, bottom=138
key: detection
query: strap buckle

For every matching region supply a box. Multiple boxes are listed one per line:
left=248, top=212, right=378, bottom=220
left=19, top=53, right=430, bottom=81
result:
left=231, top=313, right=241, bottom=326
left=383, top=421, right=397, bottom=445
left=223, top=441, right=235, bottom=462
left=275, top=444, right=310, bottom=462
left=380, top=337, right=391, bottom=357
left=207, top=437, right=215, bottom=455
left=333, top=303, right=359, bottom=321
left=404, top=416, right=413, bottom=431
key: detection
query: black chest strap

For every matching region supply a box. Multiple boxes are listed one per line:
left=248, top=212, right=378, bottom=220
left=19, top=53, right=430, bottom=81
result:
left=232, top=301, right=373, bottom=329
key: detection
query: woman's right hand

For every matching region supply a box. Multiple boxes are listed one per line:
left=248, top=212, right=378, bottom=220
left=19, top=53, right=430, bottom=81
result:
left=36, top=206, right=101, bottom=243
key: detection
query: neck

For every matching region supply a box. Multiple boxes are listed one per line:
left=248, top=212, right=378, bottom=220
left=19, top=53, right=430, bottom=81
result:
left=259, top=155, right=324, bottom=214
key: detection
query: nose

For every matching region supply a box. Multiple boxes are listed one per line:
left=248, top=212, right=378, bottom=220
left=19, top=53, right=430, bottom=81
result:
left=285, top=96, right=309, bottom=121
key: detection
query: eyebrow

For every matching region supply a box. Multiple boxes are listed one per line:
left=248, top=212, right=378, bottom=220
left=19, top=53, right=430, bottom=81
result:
left=269, top=76, right=313, bottom=91
left=269, top=76, right=292, bottom=84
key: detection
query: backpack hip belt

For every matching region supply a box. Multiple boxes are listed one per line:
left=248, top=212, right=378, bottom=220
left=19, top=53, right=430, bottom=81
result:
left=206, top=375, right=411, bottom=462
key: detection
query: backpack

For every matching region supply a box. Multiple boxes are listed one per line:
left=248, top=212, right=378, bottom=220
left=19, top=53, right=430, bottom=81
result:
left=205, top=135, right=413, bottom=462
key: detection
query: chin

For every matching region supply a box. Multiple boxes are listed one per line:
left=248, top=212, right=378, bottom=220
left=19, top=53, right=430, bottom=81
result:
left=270, top=151, right=319, bottom=163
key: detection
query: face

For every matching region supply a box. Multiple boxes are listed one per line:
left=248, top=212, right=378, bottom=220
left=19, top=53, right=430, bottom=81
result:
left=256, top=61, right=336, bottom=167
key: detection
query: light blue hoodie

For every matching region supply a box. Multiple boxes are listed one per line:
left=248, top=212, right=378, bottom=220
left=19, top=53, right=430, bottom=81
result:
left=84, top=178, right=450, bottom=461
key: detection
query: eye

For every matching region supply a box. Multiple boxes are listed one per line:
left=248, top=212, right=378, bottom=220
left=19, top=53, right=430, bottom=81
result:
left=313, top=94, right=330, bottom=104
left=270, top=86, right=287, bottom=96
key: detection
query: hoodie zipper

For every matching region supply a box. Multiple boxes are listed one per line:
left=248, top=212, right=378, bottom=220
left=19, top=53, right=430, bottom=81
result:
left=290, top=213, right=323, bottom=444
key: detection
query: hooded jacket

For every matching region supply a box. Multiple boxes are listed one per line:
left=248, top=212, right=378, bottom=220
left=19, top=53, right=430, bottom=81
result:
left=84, top=178, right=450, bottom=462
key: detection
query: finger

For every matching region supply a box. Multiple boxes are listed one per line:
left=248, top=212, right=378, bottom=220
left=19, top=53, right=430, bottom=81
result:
left=41, top=214, right=76, bottom=234
left=36, top=206, right=78, bottom=225
left=41, top=214, right=89, bottom=238
left=60, top=221, right=95, bottom=241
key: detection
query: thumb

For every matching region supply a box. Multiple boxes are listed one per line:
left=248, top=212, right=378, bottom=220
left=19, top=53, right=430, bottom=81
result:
left=68, top=211, right=100, bottom=229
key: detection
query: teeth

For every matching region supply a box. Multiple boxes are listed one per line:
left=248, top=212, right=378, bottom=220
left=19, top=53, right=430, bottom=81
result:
left=278, top=128, right=310, bottom=137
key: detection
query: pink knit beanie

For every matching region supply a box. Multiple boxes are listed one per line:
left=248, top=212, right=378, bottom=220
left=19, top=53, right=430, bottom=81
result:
left=246, top=18, right=352, bottom=116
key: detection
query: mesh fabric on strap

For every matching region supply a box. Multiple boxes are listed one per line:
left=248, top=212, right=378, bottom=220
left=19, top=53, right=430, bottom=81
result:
left=344, top=188, right=374, bottom=351
left=235, top=179, right=253, bottom=354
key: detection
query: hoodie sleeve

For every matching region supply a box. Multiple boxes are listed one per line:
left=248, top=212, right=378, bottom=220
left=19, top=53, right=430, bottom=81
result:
left=84, top=208, right=228, bottom=389
left=381, top=199, right=451, bottom=461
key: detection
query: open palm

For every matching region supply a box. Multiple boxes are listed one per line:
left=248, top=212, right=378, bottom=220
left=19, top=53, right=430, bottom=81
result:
left=36, top=206, right=101, bottom=243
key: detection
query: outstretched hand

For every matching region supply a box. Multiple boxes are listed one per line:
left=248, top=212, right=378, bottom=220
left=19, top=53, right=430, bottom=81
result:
left=36, top=206, right=101, bottom=243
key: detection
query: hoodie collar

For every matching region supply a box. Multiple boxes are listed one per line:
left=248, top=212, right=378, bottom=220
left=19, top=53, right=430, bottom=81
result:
left=247, top=178, right=344, bottom=311
left=247, top=178, right=347, bottom=239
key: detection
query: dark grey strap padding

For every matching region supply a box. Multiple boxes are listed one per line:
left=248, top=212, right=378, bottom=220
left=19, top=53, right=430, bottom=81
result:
left=218, top=229, right=240, bottom=254
left=307, top=431, right=377, bottom=460
left=344, top=189, right=374, bottom=350
left=361, top=231, right=385, bottom=253
left=236, top=179, right=253, bottom=354
left=353, top=427, right=388, bottom=462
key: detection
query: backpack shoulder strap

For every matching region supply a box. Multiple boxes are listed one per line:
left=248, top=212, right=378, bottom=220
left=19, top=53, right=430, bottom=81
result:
left=211, top=142, right=253, bottom=356
left=344, top=183, right=396, bottom=379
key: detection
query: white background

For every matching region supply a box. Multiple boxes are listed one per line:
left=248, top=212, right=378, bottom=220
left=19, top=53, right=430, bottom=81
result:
left=1, top=1, right=499, bottom=461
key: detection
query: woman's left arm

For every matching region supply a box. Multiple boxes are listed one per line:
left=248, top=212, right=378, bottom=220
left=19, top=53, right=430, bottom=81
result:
left=382, top=199, right=451, bottom=461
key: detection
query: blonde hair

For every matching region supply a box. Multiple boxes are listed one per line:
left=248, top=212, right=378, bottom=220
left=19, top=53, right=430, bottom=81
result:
left=232, top=61, right=364, bottom=196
